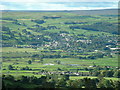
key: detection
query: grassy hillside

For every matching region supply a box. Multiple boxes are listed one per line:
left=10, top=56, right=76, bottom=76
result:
left=1, top=11, right=118, bottom=49
left=1, top=10, right=120, bottom=85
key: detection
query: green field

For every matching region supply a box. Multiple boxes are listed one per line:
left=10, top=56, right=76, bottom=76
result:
left=1, top=10, right=120, bottom=89
left=2, top=46, right=118, bottom=78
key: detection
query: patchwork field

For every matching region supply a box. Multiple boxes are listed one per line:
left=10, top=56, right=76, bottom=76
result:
left=1, top=10, right=120, bottom=89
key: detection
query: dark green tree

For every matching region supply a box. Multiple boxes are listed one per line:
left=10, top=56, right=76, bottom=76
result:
left=28, top=60, right=32, bottom=64
left=8, top=65, right=14, bottom=70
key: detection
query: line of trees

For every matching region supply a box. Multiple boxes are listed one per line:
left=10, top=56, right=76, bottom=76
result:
left=2, top=74, right=120, bottom=89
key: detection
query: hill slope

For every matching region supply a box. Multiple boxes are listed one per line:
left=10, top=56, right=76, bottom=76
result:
left=1, top=9, right=119, bottom=53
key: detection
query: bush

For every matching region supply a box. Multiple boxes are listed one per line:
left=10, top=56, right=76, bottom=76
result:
left=31, top=19, right=45, bottom=24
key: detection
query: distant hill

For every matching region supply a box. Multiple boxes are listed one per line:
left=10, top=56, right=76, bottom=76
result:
left=1, top=9, right=118, bottom=15
left=70, top=9, right=118, bottom=15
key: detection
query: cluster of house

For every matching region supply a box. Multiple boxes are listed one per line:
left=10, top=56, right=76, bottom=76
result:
left=33, top=71, right=90, bottom=76
left=76, top=40, right=92, bottom=43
